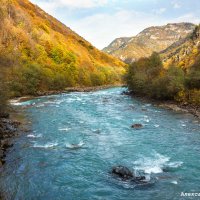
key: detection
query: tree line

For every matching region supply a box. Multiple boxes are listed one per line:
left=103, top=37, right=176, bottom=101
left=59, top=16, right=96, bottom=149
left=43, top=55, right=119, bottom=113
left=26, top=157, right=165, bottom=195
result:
left=125, top=52, right=200, bottom=106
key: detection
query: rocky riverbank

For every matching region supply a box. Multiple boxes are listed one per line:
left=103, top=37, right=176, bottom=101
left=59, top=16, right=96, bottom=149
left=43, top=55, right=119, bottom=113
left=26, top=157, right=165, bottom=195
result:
left=0, top=113, right=21, bottom=167
left=123, top=90, right=200, bottom=120
left=158, top=103, right=200, bottom=119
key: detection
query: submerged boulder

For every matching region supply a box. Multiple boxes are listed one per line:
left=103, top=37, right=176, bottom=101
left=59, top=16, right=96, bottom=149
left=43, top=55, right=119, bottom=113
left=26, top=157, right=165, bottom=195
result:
left=131, top=124, right=143, bottom=129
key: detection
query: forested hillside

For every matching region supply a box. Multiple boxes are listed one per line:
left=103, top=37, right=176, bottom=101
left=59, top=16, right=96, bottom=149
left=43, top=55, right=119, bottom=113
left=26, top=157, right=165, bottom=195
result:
left=125, top=25, right=200, bottom=106
left=0, top=0, right=125, bottom=98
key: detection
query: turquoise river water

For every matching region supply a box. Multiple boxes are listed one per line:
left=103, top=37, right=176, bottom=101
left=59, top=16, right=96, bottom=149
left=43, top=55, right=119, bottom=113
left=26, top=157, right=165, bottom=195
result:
left=0, top=87, right=200, bottom=200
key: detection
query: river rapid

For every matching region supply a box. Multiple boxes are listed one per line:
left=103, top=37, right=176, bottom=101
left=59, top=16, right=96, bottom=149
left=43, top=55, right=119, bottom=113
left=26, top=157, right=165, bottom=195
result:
left=0, top=87, right=200, bottom=200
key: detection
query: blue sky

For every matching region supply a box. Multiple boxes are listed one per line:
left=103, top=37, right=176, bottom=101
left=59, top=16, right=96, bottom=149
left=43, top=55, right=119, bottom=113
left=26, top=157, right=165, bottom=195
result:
left=30, top=0, right=200, bottom=49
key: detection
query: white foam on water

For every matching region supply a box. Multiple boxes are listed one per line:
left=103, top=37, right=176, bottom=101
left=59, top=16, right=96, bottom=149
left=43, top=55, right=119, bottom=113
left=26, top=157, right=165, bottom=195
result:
left=133, top=153, right=182, bottom=174
left=55, top=100, right=64, bottom=105
left=154, top=124, right=160, bottom=128
left=154, top=110, right=161, bottom=113
left=134, top=153, right=169, bottom=174
left=33, top=142, right=58, bottom=149
left=142, top=115, right=151, bottom=123
left=167, top=161, right=183, bottom=168
left=145, top=166, right=163, bottom=174
left=171, top=180, right=178, bottom=185
left=9, top=100, right=22, bottom=106
left=65, top=98, right=76, bottom=103
left=132, top=118, right=142, bottom=122
left=36, top=104, right=45, bottom=108
left=10, top=99, right=35, bottom=106
left=58, top=128, right=71, bottom=132
left=27, top=134, right=42, bottom=138
left=66, top=141, right=85, bottom=149
left=44, top=101, right=55, bottom=104
left=27, top=134, right=35, bottom=138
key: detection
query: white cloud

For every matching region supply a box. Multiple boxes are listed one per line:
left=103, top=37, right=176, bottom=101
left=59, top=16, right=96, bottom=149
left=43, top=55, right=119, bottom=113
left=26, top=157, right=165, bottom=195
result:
left=33, top=0, right=108, bottom=11
left=173, top=3, right=181, bottom=9
left=34, top=1, right=57, bottom=14
left=60, top=0, right=108, bottom=8
left=171, top=1, right=181, bottom=9
left=154, top=8, right=167, bottom=15
left=173, top=13, right=199, bottom=24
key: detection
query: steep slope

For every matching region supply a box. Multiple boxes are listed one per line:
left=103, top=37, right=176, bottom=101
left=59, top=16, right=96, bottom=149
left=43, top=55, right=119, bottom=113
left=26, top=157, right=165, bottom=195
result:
left=161, top=25, right=200, bottom=69
left=103, top=23, right=195, bottom=63
left=0, top=0, right=125, bottom=96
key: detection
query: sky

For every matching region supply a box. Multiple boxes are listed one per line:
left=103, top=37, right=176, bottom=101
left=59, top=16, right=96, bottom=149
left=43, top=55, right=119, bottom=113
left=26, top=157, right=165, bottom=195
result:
left=30, top=0, right=200, bottom=49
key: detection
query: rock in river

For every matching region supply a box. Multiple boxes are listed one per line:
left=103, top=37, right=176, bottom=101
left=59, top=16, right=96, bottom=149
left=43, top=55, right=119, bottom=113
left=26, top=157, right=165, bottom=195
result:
left=112, top=166, right=134, bottom=179
left=112, top=166, right=148, bottom=184
left=131, top=124, right=143, bottom=129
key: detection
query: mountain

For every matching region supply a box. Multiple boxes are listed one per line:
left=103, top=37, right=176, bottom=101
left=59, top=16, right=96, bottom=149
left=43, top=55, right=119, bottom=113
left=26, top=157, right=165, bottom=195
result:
left=160, top=25, right=200, bottom=69
left=103, top=23, right=195, bottom=64
left=0, top=0, right=125, bottom=96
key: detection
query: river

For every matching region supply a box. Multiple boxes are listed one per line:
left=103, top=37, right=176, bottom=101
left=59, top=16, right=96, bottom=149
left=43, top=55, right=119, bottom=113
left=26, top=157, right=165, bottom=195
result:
left=0, top=87, right=200, bottom=200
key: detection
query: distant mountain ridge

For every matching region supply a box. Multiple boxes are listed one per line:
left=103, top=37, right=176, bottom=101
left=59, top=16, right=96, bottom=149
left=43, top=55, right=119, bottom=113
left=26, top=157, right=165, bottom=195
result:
left=103, top=23, right=195, bottom=64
